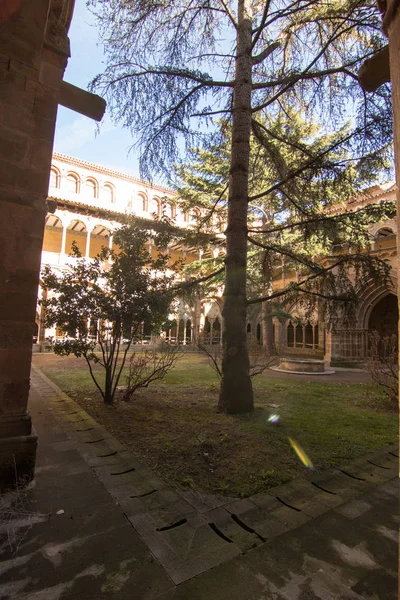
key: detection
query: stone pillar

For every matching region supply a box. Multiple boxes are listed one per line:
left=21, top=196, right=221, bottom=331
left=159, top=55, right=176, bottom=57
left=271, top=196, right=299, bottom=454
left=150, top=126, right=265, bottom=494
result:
left=0, top=0, right=73, bottom=486
left=85, top=228, right=91, bottom=259
left=183, top=318, right=187, bottom=345
left=61, top=224, right=67, bottom=254
left=38, top=286, right=47, bottom=343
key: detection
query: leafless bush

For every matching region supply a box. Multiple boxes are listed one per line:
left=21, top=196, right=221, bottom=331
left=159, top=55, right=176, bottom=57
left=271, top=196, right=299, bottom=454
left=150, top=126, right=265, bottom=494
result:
left=198, top=335, right=276, bottom=378
left=122, top=344, right=184, bottom=400
left=365, top=332, right=398, bottom=409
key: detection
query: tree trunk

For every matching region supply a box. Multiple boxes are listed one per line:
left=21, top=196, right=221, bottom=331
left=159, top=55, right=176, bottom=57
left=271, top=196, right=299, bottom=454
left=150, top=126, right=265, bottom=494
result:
left=218, top=0, right=253, bottom=413
left=385, top=0, right=400, bottom=406
left=104, top=366, right=113, bottom=405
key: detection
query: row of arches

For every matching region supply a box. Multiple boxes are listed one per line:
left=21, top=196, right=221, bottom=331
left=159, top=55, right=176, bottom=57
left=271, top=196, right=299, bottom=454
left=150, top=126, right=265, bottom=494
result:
left=43, top=214, right=112, bottom=258
left=50, top=168, right=116, bottom=203
left=49, top=167, right=223, bottom=228
left=287, top=321, right=319, bottom=350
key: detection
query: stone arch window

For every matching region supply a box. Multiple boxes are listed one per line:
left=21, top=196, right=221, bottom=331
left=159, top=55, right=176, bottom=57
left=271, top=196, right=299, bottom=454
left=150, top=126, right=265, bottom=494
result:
left=287, top=322, right=294, bottom=347
left=85, top=177, right=98, bottom=199
left=103, top=183, right=115, bottom=204
left=247, top=323, right=252, bottom=335
left=305, top=322, right=313, bottom=347
left=66, top=172, right=80, bottom=194
left=50, top=167, right=60, bottom=189
left=186, top=319, right=192, bottom=343
left=149, top=197, right=160, bottom=216
left=295, top=324, right=304, bottom=347
left=256, top=323, right=262, bottom=344
left=139, top=193, right=148, bottom=212
left=375, top=227, right=395, bottom=239
left=163, top=202, right=173, bottom=219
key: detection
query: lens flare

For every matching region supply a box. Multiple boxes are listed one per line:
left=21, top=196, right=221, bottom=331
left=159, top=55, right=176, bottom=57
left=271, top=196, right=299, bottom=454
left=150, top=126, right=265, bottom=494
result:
left=267, top=414, right=280, bottom=424
left=288, top=437, right=314, bottom=470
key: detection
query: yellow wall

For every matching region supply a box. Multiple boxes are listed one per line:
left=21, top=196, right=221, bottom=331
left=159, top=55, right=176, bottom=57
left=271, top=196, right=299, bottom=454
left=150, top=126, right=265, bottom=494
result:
left=65, top=231, right=86, bottom=256
left=376, top=236, right=396, bottom=250
left=43, top=228, right=62, bottom=253
left=89, top=236, right=109, bottom=258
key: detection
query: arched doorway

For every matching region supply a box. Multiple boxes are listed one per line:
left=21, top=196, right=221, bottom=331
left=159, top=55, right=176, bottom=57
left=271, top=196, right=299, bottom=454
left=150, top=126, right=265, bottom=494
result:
left=368, top=293, right=398, bottom=338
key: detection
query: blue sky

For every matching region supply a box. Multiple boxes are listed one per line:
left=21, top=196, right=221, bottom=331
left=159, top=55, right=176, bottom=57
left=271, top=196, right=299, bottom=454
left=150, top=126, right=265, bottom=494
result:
left=54, top=0, right=142, bottom=178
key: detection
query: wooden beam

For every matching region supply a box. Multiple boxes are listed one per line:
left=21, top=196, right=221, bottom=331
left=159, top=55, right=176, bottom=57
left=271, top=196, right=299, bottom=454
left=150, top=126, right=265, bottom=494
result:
left=59, top=81, right=106, bottom=122
left=358, top=45, right=390, bottom=92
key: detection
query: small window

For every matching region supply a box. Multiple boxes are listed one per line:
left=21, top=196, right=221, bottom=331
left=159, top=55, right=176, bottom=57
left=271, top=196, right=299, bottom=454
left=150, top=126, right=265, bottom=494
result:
left=104, top=183, right=114, bottom=203
left=149, top=198, right=160, bottom=216
left=163, top=203, right=173, bottom=219
left=287, top=322, right=294, bottom=347
left=139, top=194, right=147, bottom=211
left=66, top=173, right=79, bottom=194
left=85, top=178, right=97, bottom=199
left=50, top=168, right=59, bottom=189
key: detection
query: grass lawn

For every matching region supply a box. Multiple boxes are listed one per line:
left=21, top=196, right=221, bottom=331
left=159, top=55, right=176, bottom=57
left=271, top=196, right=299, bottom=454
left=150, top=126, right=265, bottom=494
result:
left=34, top=353, right=398, bottom=498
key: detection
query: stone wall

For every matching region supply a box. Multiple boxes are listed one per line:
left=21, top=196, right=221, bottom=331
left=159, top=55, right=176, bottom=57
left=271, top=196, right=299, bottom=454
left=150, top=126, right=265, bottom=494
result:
left=0, top=0, right=72, bottom=486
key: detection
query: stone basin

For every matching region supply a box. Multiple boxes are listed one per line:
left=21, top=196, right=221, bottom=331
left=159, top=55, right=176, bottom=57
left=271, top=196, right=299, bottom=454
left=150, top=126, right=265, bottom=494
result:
left=270, top=357, right=335, bottom=375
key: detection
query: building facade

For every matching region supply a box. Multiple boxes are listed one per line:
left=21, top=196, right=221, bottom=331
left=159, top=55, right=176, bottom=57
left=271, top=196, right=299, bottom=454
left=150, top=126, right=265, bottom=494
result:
left=37, top=152, right=225, bottom=348
left=38, top=153, right=398, bottom=367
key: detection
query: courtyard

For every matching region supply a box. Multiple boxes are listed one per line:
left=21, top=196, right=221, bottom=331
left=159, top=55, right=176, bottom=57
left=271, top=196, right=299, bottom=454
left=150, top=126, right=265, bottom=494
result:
left=1, top=1, right=400, bottom=599
left=33, top=353, right=397, bottom=498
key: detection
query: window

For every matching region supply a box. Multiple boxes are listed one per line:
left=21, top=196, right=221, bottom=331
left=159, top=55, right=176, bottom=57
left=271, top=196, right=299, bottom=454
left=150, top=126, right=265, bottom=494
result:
left=85, top=178, right=97, bottom=199
left=50, top=168, right=59, bottom=188
left=287, top=322, right=294, bottom=347
left=139, top=194, right=147, bottom=211
left=103, top=183, right=115, bottom=203
left=163, top=203, right=173, bottom=219
left=149, top=197, right=160, bottom=216
left=66, top=173, right=79, bottom=193
left=376, top=227, right=394, bottom=239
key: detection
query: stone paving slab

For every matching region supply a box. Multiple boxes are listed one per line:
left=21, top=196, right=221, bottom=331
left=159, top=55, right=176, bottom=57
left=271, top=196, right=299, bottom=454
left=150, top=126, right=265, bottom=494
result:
left=0, top=376, right=175, bottom=600
left=8, top=364, right=396, bottom=599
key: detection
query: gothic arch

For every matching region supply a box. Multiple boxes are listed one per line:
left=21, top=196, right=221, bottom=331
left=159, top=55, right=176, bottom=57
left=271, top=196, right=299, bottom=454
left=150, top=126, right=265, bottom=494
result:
left=355, top=275, right=398, bottom=329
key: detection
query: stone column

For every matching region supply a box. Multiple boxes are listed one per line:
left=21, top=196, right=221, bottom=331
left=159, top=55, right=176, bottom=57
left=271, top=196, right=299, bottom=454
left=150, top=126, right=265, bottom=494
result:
left=85, top=227, right=92, bottom=259
left=0, top=0, right=73, bottom=486
left=183, top=318, right=187, bottom=345
left=61, top=224, right=67, bottom=254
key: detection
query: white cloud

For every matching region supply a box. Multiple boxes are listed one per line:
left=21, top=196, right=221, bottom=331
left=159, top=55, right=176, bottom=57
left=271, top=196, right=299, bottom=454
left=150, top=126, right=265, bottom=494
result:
left=54, top=114, right=114, bottom=154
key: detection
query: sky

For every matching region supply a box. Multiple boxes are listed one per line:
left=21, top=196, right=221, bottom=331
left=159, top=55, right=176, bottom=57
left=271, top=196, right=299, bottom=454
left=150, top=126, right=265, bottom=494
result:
left=54, top=0, right=142, bottom=178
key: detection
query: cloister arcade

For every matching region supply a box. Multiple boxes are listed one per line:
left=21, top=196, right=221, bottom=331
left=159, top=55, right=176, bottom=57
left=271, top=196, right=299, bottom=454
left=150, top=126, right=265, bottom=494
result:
left=43, top=212, right=113, bottom=259
left=36, top=155, right=398, bottom=368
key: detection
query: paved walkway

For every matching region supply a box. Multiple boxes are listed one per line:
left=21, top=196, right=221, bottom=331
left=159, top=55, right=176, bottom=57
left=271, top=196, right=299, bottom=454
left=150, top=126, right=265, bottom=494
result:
left=0, top=367, right=398, bottom=599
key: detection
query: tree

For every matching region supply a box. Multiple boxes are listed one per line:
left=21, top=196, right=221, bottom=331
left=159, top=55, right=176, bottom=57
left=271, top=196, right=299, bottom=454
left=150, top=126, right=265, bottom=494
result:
left=175, top=111, right=394, bottom=360
left=89, top=0, right=392, bottom=413
left=41, top=223, right=177, bottom=405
